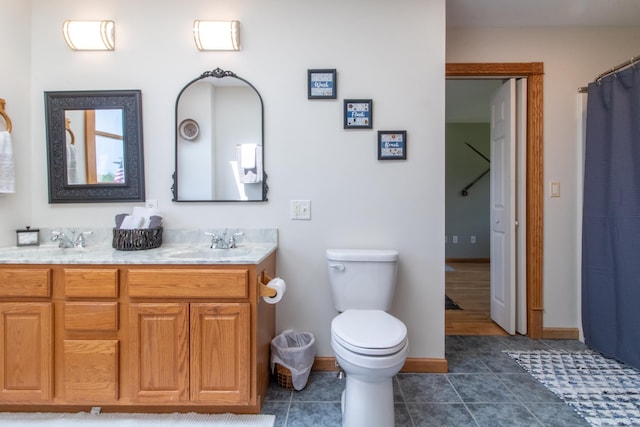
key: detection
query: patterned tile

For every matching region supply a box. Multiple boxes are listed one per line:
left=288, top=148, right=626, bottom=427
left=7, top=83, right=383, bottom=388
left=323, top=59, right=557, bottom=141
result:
left=408, top=403, right=477, bottom=426
left=466, top=402, right=542, bottom=426
left=526, top=402, right=591, bottom=427
left=477, top=351, right=527, bottom=373
left=286, top=401, right=342, bottom=426
left=447, top=351, right=493, bottom=373
left=260, top=401, right=289, bottom=427
left=291, top=372, right=342, bottom=402
left=262, top=336, right=610, bottom=426
left=497, top=373, right=562, bottom=402
left=396, top=373, right=462, bottom=403
left=447, top=373, right=518, bottom=403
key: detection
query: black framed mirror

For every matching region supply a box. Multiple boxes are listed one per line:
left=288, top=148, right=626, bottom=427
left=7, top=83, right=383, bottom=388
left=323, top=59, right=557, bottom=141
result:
left=172, top=68, right=267, bottom=202
left=45, top=90, right=145, bottom=203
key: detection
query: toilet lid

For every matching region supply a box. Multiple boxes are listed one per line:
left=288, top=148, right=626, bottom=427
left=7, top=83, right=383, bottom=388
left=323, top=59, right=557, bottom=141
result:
left=332, top=310, right=407, bottom=355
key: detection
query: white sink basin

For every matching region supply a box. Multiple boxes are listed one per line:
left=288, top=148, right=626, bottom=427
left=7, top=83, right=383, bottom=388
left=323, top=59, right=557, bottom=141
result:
left=168, top=247, right=252, bottom=259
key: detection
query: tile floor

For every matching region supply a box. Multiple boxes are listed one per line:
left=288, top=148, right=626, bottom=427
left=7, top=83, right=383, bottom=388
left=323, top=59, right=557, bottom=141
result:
left=261, top=335, right=592, bottom=426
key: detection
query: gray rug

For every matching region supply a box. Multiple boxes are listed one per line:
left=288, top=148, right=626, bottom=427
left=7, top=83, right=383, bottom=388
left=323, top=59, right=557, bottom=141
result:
left=507, top=350, right=640, bottom=426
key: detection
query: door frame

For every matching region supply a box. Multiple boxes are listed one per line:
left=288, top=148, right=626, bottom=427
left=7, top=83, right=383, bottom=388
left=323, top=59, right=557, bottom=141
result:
left=446, top=62, right=544, bottom=339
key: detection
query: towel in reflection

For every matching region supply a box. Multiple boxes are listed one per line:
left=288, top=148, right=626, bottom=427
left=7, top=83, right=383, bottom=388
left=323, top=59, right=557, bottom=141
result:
left=0, top=131, right=15, bottom=193
left=236, top=144, right=263, bottom=183
left=66, top=143, right=81, bottom=185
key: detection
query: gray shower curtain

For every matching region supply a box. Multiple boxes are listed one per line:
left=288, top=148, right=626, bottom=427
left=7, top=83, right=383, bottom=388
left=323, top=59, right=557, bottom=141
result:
left=582, top=65, right=640, bottom=369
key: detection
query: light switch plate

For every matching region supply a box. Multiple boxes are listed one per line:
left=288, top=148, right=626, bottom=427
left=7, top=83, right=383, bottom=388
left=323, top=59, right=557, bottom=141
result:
left=290, top=200, right=311, bottom=220
left=550, top=181, right=560, bottom=197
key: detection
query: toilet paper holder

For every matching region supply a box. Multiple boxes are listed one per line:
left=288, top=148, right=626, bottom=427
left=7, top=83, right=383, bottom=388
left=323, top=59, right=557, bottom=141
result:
left=259, top=271, right=278, bottom=298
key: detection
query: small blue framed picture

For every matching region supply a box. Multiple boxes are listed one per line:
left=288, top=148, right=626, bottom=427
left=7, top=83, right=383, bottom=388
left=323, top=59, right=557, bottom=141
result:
left=344, top=99, right=372, bottom=129
left=308, top=69, right=336, bottom=99
left=378, top=130, right=407, bottom=160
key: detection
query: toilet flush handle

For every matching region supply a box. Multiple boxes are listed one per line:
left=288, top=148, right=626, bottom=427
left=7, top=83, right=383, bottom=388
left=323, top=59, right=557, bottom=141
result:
left=329, top=263, right=345, bottom=272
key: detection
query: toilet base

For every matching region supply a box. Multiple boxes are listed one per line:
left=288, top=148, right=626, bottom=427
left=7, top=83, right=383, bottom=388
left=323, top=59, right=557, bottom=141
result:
left=341, top=375, right=394, bottom=427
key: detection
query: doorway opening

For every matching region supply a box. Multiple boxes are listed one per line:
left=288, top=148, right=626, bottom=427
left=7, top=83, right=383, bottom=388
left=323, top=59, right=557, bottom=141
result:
left=445, top=63, right=544, bottom=339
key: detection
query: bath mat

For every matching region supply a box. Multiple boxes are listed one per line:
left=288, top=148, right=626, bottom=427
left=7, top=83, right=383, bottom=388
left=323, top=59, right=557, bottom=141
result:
left=445, top=294, right=462, bottom=310
left=0, top=412, right=275, bottom=427
left=445, top=264, right=455, bottom=272
left=507, top=350, right=640, bottom=426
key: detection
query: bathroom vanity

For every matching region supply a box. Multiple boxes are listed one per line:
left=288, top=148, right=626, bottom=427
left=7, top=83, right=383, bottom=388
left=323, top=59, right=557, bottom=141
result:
left=0, top=232, right=277, bottom=414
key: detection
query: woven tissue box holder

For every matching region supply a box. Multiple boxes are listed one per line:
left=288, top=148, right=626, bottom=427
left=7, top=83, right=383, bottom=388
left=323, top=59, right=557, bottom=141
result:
left=112, top=227, right=163, bottom=251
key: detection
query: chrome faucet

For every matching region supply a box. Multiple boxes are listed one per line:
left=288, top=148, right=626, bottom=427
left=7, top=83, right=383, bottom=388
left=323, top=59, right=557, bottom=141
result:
left=51, top=229, right=93, bottom=248
left=204, top=230, right=244, bottom=249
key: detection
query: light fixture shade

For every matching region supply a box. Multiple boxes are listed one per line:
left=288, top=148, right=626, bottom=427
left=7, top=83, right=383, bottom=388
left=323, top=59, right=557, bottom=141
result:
left=193, top=20, right=240, bottom=51
left=63, top=20, right=115, bottom=51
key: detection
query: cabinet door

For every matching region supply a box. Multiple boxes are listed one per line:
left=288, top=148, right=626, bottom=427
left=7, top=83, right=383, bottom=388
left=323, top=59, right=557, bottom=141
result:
left=0, top=302, right=53, bottom=401
left=190, top=303, right=250, bottom=404
left=63, top=340, right=119, bottom=402
left=129, top=303, right=189, bottom=402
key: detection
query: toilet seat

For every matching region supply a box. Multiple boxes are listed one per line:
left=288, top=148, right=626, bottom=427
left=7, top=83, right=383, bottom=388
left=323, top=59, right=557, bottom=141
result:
left=332, top=310, right=407, bottom=356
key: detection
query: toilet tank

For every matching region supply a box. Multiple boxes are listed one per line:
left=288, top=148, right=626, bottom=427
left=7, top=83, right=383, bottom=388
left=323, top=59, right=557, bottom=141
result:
left=326, top=249, right=399, bottom=312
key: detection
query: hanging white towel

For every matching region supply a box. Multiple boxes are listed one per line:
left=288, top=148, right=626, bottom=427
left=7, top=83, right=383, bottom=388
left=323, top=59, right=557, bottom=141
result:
left=239, top=143, right=257, bottom=169
left=66, top=142, right=81, bottom=185
left=236, top=144, right=263, bottom=184
left=0, top=131, right=15, bottom=193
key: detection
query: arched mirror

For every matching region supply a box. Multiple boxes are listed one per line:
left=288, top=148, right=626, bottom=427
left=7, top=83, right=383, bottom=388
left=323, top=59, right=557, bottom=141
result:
left=172, top=68, right=267, bottom=202
left=44, top=90, right=145, bottom=203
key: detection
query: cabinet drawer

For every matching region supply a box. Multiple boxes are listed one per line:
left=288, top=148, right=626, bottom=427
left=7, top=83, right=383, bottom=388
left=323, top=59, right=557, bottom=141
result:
left=63, top=268, right=119, bottom=298
left=0, top=268, right=51, bottom=297
left=127, top=269, right=249, bottom=298
left=64, top=302, right=119, bottom=332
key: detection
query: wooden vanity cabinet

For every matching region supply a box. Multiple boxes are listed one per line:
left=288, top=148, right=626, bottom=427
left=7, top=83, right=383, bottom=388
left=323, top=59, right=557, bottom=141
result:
left=0, top=268, right=53, bottom=403
left=126, top=268, right=253, bottom=405
left=128, top=301, right=250, bottom=405
left=0, top=252, right=276, bottom=413
left=59, top=268, right=120, bottom=403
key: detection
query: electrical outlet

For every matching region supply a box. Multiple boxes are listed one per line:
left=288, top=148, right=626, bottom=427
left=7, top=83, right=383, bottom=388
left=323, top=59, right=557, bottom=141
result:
left=290, top=200, right=311, bottom=220
left=452, top=235, right=458, bottom=244
left=471, top=235, right=476, bottom=244
left=145, top=199, right=158, bottom=209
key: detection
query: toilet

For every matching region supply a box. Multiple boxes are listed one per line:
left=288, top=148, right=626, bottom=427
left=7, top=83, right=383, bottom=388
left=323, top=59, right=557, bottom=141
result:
left=327, top=249, right=408, bottom=427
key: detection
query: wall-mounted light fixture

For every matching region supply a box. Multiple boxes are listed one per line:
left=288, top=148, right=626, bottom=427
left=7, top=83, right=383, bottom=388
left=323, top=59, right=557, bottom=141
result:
left=193, top=20, right=240, bottom=51
left=62, top=20, right=115, bottom=51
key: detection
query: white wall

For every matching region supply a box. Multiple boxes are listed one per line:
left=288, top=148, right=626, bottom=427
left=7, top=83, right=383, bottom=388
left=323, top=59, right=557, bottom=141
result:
left=0, top=0, right=31, bottom=244
left=2, top=0, right=446, bottom=359
left=447, top=26, right=640, bottom=329
left=445, top=123, right=491, bottom=259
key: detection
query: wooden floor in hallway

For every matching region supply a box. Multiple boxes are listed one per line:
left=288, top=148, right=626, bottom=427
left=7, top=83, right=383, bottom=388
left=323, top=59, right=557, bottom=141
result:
left=445, top=261, right=507, bottom=336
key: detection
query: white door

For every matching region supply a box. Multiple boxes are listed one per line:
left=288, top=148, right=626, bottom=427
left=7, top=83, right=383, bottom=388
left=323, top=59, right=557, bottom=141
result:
left=490, top=79, right=517, bottom=335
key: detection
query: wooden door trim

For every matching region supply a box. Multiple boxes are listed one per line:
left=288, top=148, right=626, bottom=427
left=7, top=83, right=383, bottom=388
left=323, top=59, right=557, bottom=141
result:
left=446, top=62, right=544, bottom=339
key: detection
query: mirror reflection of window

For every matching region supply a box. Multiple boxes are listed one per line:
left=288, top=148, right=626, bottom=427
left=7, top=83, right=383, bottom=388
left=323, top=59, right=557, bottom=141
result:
left=64, top=109, right=125, bottom=185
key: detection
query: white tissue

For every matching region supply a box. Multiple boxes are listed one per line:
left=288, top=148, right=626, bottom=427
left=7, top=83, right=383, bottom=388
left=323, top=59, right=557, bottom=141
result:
left=120, top=215, right=144, bottom=229
left=263, top=277, right=286, bottom=304
left=132, top=206, right=160, bottom=228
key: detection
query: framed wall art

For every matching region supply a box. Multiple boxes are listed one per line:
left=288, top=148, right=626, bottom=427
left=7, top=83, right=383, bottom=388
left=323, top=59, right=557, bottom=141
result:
left=378, top=130, right=407, bottom=160
left=344, top=99, right=372, bottom=129
left=308, top=69, right=337, bottom=99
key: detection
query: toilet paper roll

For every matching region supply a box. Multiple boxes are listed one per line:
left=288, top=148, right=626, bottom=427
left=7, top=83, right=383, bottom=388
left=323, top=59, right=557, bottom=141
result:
left=263, top=277, right=286, bottom=304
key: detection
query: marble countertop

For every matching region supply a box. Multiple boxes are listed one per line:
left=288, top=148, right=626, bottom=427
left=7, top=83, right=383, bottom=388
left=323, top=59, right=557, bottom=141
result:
left=0, top=228, right=278, bottom=265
